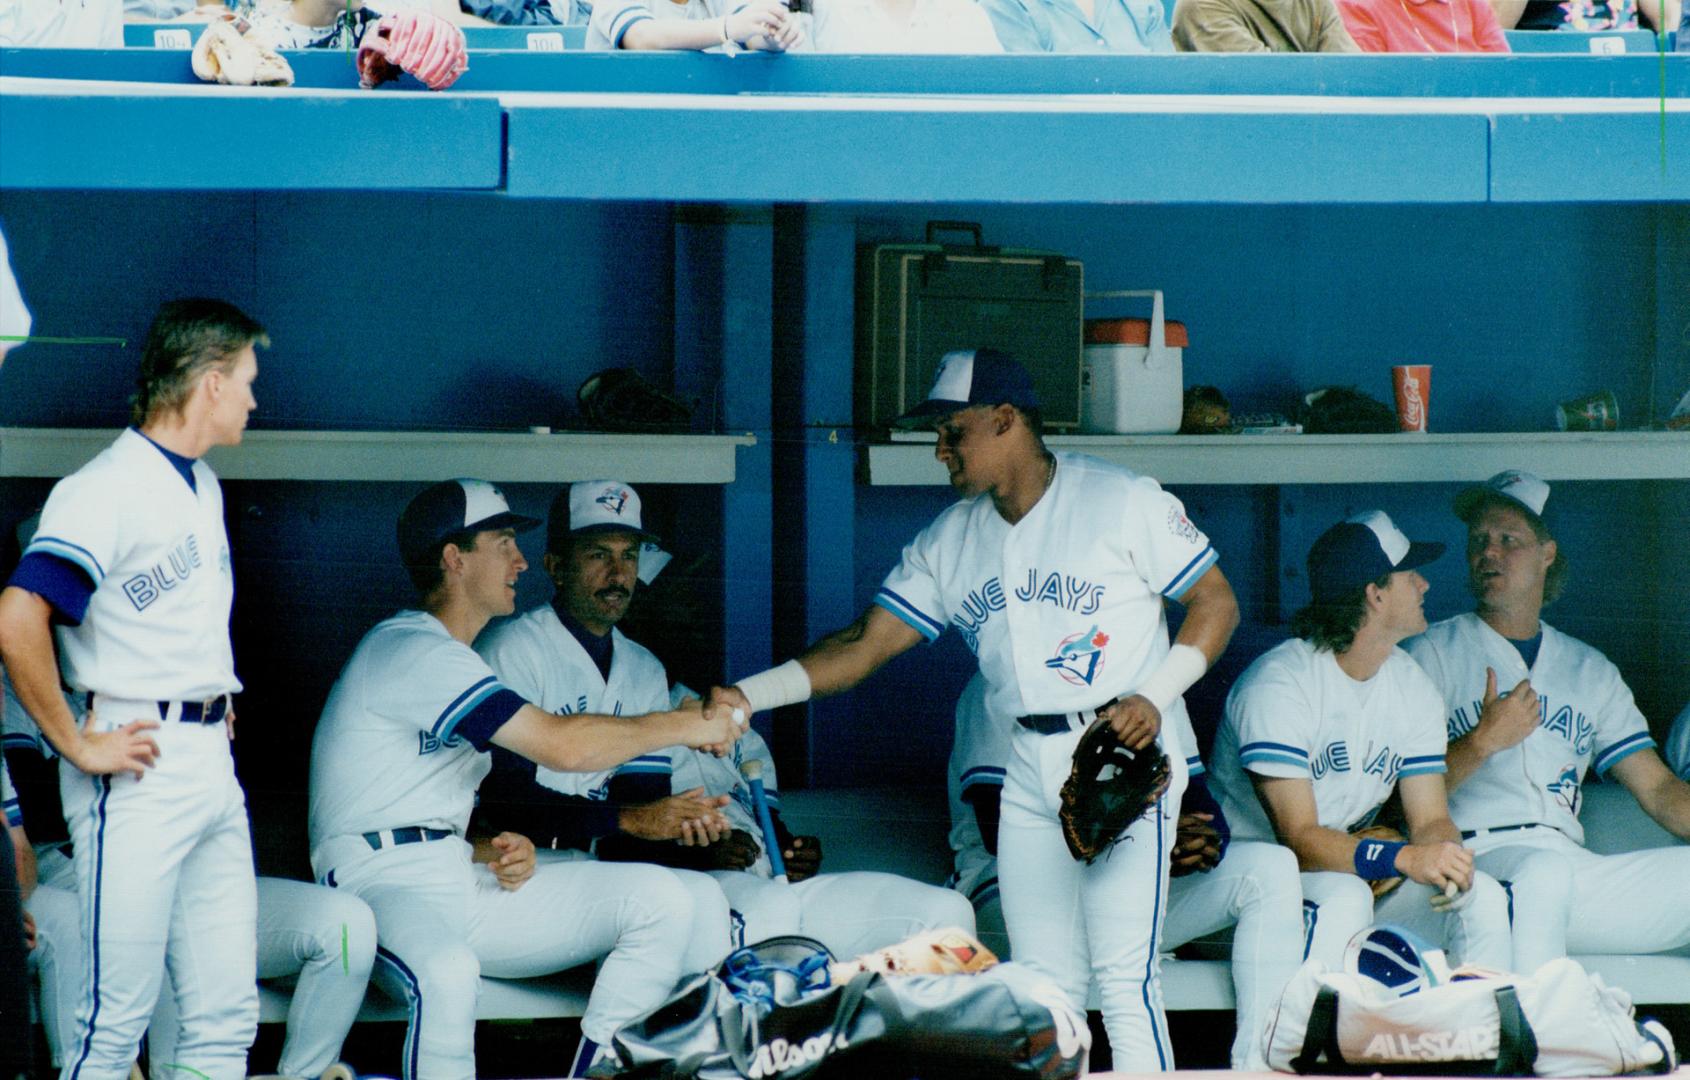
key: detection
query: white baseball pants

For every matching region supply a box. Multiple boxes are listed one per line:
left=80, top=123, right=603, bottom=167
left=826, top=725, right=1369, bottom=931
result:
left=1162, top=840, right=1304, bottom=1070
left=710, top=870, right=976, bottom=956
left=25, top=847, right=80, bottom=1068
left=1299, top=868, right=1512, bottom=971
left=58, top=706, right=258, bottom=1080
left=997, top=724, right=1187, bottom=1073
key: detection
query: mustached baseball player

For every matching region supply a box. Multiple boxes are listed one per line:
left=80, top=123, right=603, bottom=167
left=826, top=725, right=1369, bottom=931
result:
left=0, top=299, right=268, bottom=1080
left=1209, top=512, right=1513, bottom=973
left=308, top=478, right=744, bottom=1080
left=1404, top=471, right=1690, bottom=973
left=950, top=671, right=1303, bottom=1070
left=472, top=481, right=738, bottom=980
left=710, top=350, right=1241, bottom=1071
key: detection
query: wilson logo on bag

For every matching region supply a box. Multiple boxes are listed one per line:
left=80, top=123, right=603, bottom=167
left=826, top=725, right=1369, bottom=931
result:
left=746, top=1032, right=851, bottom=1078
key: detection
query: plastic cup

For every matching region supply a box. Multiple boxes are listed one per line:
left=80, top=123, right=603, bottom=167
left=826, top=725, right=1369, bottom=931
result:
left=1392, top=365, right=1431, bottom=433
left=1556, top=391, right=1619, bottom=432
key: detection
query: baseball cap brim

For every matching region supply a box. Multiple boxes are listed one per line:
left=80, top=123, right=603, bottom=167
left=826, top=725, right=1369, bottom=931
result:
left=891, top=398, right=973, bottom=431
left=472, top=510, right=542, bottom=535
left=570, top=521, right=659, bottom=542
left=1396, top=540, right=1446, bottom=573
left=1452, top=487, right=1541, bottom=525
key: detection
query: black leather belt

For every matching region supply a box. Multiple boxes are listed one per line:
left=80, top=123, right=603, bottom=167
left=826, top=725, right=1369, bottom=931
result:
left=1017, top=713, right=1077, bottom=735
left=1460, top=823, right=1542, bottom=840
left=157, top=697, right=229, bottom=725
left=364, top=826, right=455, bottom=851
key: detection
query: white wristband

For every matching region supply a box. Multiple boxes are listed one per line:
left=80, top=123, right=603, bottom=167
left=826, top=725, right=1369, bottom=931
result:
left=1133, top=643, right=1208, bottom=715
left=736, top=659, right=812, bottom=714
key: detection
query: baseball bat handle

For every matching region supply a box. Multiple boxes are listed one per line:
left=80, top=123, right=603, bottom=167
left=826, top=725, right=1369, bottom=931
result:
left=744, top=773, right=788, bottom=882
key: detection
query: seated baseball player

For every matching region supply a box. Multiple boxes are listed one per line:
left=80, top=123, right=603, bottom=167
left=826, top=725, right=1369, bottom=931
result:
left=979, top=0, right=1172, bottom=53
left=950, top=671, right=1303, bottom=1070
left=308, top=478, right=745, bottom=1080
left=1668, top=702, right=1689, bottom=781
left=1404, top=471, right=1690, bottom=974
left=1171, top=0, right=1359, bottom=52
left=585, top=0, right=804, bottom=52
left=475, top=479, right=973, bottom=958
left=1208, top=511, right=1512, bottom=972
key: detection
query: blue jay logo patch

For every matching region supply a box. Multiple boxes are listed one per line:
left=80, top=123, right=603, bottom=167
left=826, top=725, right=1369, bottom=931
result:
left=596, top=488, right=630, bottom=515
left=1546, top=764, right=1581, bottom=815
left=1046, top=625, right=1108, bottom=686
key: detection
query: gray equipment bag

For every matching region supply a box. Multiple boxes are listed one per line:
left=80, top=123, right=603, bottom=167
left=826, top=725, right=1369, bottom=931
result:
left=608, top=936, right=1088, bottom=1079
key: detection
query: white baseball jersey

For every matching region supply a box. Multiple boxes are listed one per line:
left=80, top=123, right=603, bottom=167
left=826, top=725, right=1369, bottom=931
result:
left=1, top=752, right=17, bottom=830
left=1210, top=637, right=1448, bottom=843
left=476, top=604, right=671, bottom=800
left=309, top=609, right=527, bottom=862
left=24, top=428, right=239, bottom=702
left=1667, top=703, right=1690, bottom=781
left=1404, top=613, right=1656, bottom=844
left=0, top=0, right=122, bottom=48
left=877, top=451, right=1214, bottom=758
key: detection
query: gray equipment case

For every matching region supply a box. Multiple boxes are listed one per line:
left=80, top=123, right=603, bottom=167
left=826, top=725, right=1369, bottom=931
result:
left=857, top=221, right=1084, bottom=430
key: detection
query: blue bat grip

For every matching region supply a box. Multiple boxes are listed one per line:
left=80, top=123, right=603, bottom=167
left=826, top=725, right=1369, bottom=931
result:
left=746, top=775, right=787, bottom=880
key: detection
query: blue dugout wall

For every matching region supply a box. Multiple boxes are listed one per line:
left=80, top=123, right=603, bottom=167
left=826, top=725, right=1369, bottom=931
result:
left=1, top=54, right=1687, bottom=819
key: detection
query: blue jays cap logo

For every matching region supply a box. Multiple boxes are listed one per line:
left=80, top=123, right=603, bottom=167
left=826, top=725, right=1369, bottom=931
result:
left=1546, top=764, right=1581, bottom=815
left=1046, top=625, right=1109, bottom=686
left=596, top=487, right=629, bottom=515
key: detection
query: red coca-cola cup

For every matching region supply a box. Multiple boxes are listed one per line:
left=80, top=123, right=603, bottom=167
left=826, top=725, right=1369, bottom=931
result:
left=1392, top=365, right=1431, bottom=433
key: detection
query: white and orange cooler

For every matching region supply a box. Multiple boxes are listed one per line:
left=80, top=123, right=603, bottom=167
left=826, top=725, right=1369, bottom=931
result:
left=1081, top=290, right=1188, bottom=435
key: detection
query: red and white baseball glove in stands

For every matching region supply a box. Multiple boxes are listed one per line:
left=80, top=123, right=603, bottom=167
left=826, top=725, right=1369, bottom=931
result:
left=356, top=11, right=468, bottom=92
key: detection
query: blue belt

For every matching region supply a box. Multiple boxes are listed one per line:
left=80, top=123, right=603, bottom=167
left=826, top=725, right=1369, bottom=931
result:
left=363, top=826, right=455, bottom=851
left=156, top=697, right=228, bottom=725
left=1460, top=823, right=1542, bottom=840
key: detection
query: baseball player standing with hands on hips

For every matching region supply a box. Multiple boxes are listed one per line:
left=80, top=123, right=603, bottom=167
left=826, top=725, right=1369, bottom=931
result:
left=0, top=299, right=268, bottom=1080
left=1207, top=512, right=1512, bottom=971
left=1404, top=471, right=1690, bottom=973
left=308, top=478, right=746, bottom=1080
left=710, top=349, right=1240, bottom=1072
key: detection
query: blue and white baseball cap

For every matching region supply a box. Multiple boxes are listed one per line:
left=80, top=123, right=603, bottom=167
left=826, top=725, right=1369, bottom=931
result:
left=1453, top=470, right=1550, bottom=525
left=547, top=479, right=659, bottom=552
left=891, top=348, right=1040, bottom=430
left=1307, top=510, right=1444, bottom=603
left=398, top=478, right=540, bottom=567
left=1344, top=925, right=1450, bottom=998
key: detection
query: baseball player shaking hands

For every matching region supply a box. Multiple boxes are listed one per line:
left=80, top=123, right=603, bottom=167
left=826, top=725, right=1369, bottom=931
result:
left=307, top=479, right=744, bottom=1080
left=1405, top=471, right=1690, bottom=973
left=0, top=300, right=267, bottom=1080
left=1208, top=512, right=1513, bottom=972
left=710, top=349, right=1240, bottom=1072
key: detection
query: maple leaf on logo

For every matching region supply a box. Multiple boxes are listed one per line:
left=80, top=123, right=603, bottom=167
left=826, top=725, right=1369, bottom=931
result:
left=1091, top=631, right=1109, bottom=648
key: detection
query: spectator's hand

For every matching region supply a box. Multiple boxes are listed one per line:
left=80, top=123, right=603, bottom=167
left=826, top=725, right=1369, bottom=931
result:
left=488, top=832, right=536, bottom=891
left=782, top=835, right=822, bottom=881
left=728, top=0, right=804, bottom=51
left=620, top=789, right=733, bottom=842
left=1170, top=813, right=1223, bottom=876
left=1099, top=694, right=1160, bottom=751
left=1395, top=840, right=1474, bottom=893
left=1472, top=668, right=1540, bottom=757
left=706, top=829, right=762, bottom=870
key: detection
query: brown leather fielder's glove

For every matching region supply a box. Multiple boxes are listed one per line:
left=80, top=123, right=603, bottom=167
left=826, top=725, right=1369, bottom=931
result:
left=1059, top=717, right=1172, bottom=864
left=828, top=928, right=998, bottom=984
left=1352, top=825, right=1406, bottom=898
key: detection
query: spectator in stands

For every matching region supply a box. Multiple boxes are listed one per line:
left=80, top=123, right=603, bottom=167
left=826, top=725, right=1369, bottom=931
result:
left=1494, top=0, right=1679, bottom=33
left=1335, top=0, right=1508, bottom=51
left=810, top=0, right=1003, bottom=50
left=123, top=0, right=227, bottom=18
left=0, top=0, right=122, bottom=47
left=586, top=0, right=803, bottom=51
left=1171, top=0, right=1358, bottom=51
left=980, top=0, right=1172, bottom=51
left=1668, top=703, right=1690, bottom=781
left=243, top=0, right=490, bottom=49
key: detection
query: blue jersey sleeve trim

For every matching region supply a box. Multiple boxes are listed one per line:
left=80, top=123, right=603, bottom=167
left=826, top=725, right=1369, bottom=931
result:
left=3, top=797, right=20, bottom=828
left=1240, top=748, right=1310, bottom=772
left=1241, top=740, right=1309, bottom=761
left=433, top=676, right=500, bottom=739
left=1397, top=758, right=1447, bottom=777
left=24, top=537, right=105, bottom=584
left=610, top=9, right=651, bottom=47
left=8, top=552, right=96, bottom=625
left=1594, top=732, right=1655, bottom=776
left=1162, top=546, right=1217, bottom=601
left=873, top=587, right=945, bottom=640
left=2, top=733, right=43, bottom=751
left=960, top=765, right=1007, bottom=790
left=452, top=688, right=527, bottom=752
left=613, top=755, right=673, bottom=775
left=1185, top=755, right=1206, bottom=777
